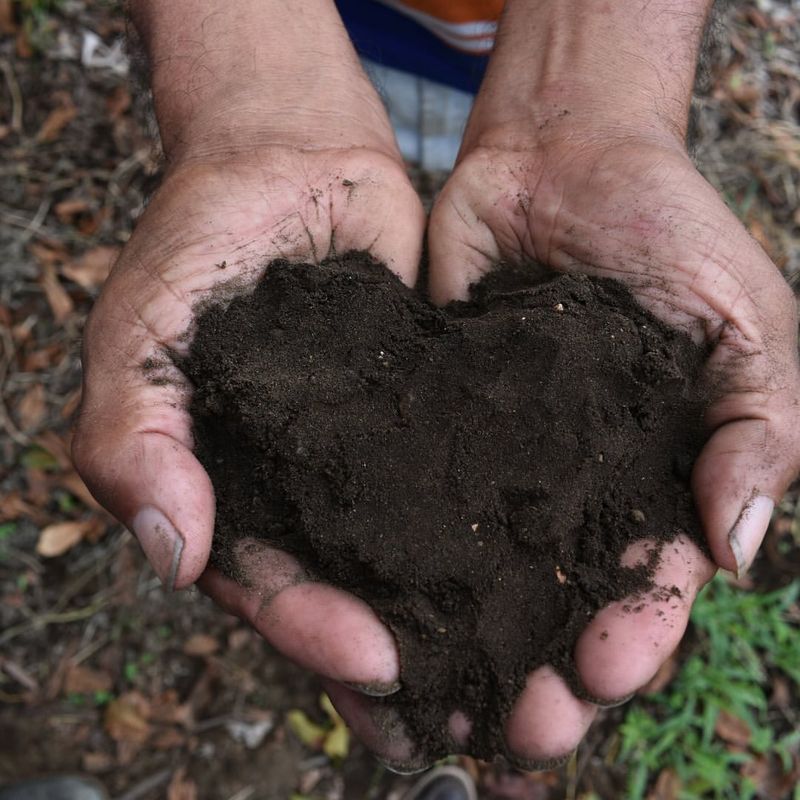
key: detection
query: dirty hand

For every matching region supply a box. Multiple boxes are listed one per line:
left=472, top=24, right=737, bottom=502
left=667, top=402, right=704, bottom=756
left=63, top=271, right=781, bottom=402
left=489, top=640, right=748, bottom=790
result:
left=73, top=0, right=423, bottom=700
left=421, top=0, right=800, bottom=767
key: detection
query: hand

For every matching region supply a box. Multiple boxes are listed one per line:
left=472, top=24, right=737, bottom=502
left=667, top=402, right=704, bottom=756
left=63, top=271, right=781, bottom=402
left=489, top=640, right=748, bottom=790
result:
left=424, top=128, right=800, bottom=765
left=73, top=0, right=425, bottom=718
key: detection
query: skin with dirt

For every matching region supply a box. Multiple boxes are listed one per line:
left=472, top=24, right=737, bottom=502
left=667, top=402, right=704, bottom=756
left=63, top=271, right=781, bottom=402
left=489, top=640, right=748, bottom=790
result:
left=181, top=252, right=708, bottom=760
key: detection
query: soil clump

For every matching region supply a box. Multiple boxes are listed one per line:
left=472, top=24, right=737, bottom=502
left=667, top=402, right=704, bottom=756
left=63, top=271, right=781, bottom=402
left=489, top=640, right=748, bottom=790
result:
left=181, top=253, right=708, bottom=761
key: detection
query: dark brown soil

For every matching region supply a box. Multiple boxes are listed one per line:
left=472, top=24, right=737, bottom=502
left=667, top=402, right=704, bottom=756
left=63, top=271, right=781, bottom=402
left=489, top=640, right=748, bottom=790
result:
left=181, top=252, right=708, bottom=761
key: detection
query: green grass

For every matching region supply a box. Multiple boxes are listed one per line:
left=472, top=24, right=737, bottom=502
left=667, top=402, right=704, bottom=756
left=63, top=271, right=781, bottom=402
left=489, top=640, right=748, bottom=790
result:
left=618, top=575, right=800, bottom=799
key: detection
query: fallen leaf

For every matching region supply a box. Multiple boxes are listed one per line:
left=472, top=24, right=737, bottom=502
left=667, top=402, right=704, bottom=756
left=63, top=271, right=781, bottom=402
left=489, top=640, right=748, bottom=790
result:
left=16, top=383, right=46, bottom=430
left=82, top=752, right=114, bottom=773
left=36, top=520, right=94, bottom=557
left=167, top=767, right=197, bottom=800
left=106, top=85, right=131, bottom=119
left=61, top=246, right=119, bottom=290
left=60, top=388, right=82, bottom=419
left=715, top=709, right=751, bottom=748
left=57, top=469, right=103, bottom=511
left=104, top=691, right=151, bottom=744
left=54, top=199, right=91, bottom=223
left=648, top=768, right=681, bottom=800
left=149, top=689, right=193, bottom=727
left=36, top=101, right=77, bottom=143
left=64, top=664, right=113, bottom=694
left=29, top=241, right=68, bottom=266
left=182, top=633, right=219, bottom=657
left=34, top=431, right=72, bottom=469
left=15, top=29, right=32, bottom=59
left=741, top=754, right=800, bottom=800
left=0, top=491, right=44, bottom=523
left=0, top=0, right=16, bottom=34
left=22, top=343, right=66, bottom=372
left=286, top=710, right=326, bottom=749
left=152, top=727, right=186, bottom=750
left=38, top=262, right=74, bottom=323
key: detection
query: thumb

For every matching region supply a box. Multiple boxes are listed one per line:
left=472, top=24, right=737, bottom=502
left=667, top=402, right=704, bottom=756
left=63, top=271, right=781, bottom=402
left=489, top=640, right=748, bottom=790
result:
left=72, top=286, right=214, bottom=591
left=693, top=300, right=800, bottom=576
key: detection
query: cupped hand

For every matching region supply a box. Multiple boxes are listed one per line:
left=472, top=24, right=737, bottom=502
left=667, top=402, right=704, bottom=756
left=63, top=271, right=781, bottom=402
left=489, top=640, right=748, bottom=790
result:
left=72, top=142, right=425, bottom=695
left=421, top=131, right=800, bottom=765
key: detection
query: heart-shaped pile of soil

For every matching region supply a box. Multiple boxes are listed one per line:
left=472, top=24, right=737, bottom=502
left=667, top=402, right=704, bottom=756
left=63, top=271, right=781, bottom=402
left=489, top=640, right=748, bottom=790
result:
left=182, top=252, right=707, bottom=761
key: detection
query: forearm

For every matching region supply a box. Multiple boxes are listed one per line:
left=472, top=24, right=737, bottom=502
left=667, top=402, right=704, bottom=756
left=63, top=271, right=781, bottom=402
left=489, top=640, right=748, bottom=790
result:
left=464, top=0, right=714, bottom=151
left=131, top=0, right=395, bottom=160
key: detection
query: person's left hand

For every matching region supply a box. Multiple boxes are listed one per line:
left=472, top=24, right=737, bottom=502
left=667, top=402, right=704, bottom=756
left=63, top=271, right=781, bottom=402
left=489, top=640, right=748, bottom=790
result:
left=411, top=125, right=800, bottom=767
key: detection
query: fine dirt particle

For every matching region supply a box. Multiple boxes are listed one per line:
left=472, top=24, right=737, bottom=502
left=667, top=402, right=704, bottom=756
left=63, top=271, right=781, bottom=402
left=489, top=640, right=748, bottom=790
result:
left=181, top=252, right=708, bottom=761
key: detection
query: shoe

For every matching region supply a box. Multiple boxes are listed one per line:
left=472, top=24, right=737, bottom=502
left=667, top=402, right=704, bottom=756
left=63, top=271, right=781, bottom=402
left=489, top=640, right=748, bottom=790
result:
left=401, top=765, right=478, bottom=800
left=0, top=777, right=108, bottom=800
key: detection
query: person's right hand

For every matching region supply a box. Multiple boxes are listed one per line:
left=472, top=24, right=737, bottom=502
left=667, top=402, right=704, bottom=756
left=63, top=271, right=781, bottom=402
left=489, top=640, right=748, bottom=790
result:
left=73, top=0, right=425, bottom=731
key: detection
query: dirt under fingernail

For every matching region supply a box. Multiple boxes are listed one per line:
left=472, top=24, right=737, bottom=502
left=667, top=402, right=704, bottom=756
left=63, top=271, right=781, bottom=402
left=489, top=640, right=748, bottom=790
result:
left=181, top=252, right=708, bottom=760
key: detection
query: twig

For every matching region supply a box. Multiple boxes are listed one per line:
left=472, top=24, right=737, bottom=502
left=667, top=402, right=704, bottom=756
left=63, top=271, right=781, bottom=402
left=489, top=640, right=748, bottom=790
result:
left=0, top=598, right=110, bottom=647
left=0, top=323, right=30, bottom=447
left=113, top=769, right=172, bottom=800
left=0, top=58, right=23, bottom=134
left=20, top=195, right=52, bottom=245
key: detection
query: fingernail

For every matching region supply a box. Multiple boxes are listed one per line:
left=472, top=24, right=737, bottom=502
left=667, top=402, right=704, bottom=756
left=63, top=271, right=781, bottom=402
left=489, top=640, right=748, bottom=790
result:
left=574, top=690, right=635, bottom=709
left=506, top=750, right=575, bottom=772
left=728, top=494, right=774, bottom=578
left=343, top=680, right=401, bottom=697
left=131, top=506, right=184, bottom=591
left=375, top=756, right=431, bottom=776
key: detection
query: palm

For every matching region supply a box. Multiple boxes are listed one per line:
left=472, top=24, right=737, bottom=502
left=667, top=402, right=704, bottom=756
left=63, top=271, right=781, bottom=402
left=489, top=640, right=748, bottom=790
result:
left=76, top=146, right=425, bottom=708
left=427, top=138, right=800, bottom=764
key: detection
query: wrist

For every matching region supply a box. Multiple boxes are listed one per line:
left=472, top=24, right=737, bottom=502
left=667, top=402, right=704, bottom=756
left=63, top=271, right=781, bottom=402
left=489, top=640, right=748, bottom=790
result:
left=132, top=0, right=399, bottom=163
left=461, top=0, right=712, bottom=156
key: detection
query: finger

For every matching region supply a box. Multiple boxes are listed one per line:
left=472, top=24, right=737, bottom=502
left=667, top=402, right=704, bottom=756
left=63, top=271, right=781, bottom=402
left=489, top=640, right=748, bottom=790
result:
left=72, top=287, right=214, bottom=591
left=427, top=154, right=506, bottom=304
left=198, top=541, right=400, bottom=691
left=574, top=535, right=715, bottom=702
left=504, top=666, right=596, bottom=769
left=322, top=680, right=430, bottom=773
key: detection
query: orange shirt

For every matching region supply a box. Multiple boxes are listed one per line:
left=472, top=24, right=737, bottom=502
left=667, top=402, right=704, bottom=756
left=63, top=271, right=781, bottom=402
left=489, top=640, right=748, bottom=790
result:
left=378, top=0, right=504, bottom=53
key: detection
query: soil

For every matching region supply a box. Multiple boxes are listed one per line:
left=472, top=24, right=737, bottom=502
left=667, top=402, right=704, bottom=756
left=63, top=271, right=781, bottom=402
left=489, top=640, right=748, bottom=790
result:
left=182, top=252, right=708, bottom=761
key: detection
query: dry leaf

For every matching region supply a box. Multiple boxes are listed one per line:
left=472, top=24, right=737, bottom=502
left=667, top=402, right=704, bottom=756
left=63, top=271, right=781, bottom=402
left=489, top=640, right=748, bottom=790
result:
left=106, top=86, right=131, bottom=119
left=36, top=519, right=96, bottom=557
left=15, top=28, right=32, bottom=58
left=64, top=664, right=113, bottom=694
left=167, top=767, right=197, bottom=800
left=54, top=199, right=91, bottom=223
left=648, top=768, right=681, bottom=800
left=62, top=246, right=119, bottom=290
left=152, top=727, right=186, bottom=750
left=38, top=262, right=74, bottom=323
left=60, top=388, right=82, bottom=420
left=57, top=469, right=102, bottom=511
left=714, top=709, right=751, bottom=748
left=35, top=430, right=72, bottom=469
left=16, top=383, right=46, bottom=430
left=82, top=752, right=114, bottom=773
left=0, top=0, right=16, bottom=34
left=36, top=102, right=77, bottom=143
left=104, top=692, right=151, bottom=744
left=182, top=634, right=219, bottom=657
left=22, top=343, right=65, bottom=372
left=29, top=241, right=68, bottom=266
left=741, top=754, right=800, bottom=800
left=0, top=490, right=42, bottom=523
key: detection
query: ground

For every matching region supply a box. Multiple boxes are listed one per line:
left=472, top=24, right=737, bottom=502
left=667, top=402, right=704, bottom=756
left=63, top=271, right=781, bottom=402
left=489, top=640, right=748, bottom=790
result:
left=0, top=1, right=799, bottom=799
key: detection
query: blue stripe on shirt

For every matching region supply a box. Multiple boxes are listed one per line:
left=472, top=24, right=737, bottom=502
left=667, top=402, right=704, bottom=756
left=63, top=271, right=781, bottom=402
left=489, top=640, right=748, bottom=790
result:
left=335, top=0, right=489, bottom=94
